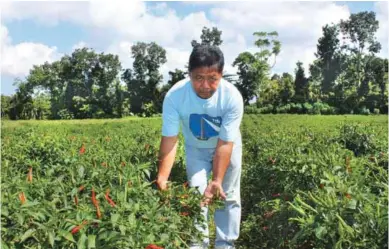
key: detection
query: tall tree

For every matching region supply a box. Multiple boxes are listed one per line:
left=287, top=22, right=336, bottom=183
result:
left=293, top=62, right=309, bottom=103
left=9, top=79, right=34, bottom=120
left=167, top=69, right=187, bottom=86
left=1, top=95, right=12, bottom=119
left=340, top=11, right=381, bottom=89
left=191, top=26, right=223, bottom=47
left=279, top=73, right=295, bottom=105
left=25, top=48, right=122, bottom=119
left=312, top=24, right=344, bottom=96
left=233, top=31, right=281, bottom=105
left=122, top=42, right=167, bottom=114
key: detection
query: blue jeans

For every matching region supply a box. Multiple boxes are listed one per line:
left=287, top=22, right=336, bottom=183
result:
left=185, top=143, right=242, bottom=248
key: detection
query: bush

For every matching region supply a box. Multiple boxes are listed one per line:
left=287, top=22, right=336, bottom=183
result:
left=303, top=102, right=313, bottom=114
left=312, top=102, right=323, bottom=114
left=258, top=104, right=274, bottom=114
left=337, top=123, right=378, bottom=156
left=58, top=109, right=74, bottom=120
left=373, top=108, right=380, bottom=115
left=244, top=106, right=260, bottom=114
left=276, top=104, right=291, bottom=114
left=359, top=106, right=370, bottom=115
left=290, top=103, right=303, bottom=114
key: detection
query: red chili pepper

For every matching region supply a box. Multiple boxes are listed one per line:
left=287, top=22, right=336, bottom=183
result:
left=19, top=192, right=26, bottom=204
left=79, top=185, right=85, bottom=192
left=27, top=167, right=33, bottom=183
left=71, top=220, right=88, bottom=234
left=74, top=195, right=78, bottom=206
left=71, top=226, right=81, bottom=234
left=79, top=144, right=86, bottom=154
left=145, top=244, right=164, bottom=249
left=105, top=189, right=116, bottom=207
left=96, top=206, right=102, bottom=219
left=92, top=188, right=98, bottom=207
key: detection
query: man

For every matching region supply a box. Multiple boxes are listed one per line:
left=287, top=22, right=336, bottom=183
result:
left=156, top=44, right=244, bottom=249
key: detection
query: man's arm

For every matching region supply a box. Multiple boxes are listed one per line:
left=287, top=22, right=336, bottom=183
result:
left=157, top=92, right=180, bottom=190
left=212, top=139, right=233, bottom=184
left=156, top=136, right=178, bottom=190
left=202, top=91, right=244, bottom=205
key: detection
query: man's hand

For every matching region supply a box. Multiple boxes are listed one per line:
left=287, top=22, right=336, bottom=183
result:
left=201, top=180, right=226, bottom=207
left=156, top=179, right=169, bottom=191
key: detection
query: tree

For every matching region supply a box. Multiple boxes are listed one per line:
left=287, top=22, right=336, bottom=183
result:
left=122, top=42, right=167, bottom=114
left=338, top=11, right=382, bottom=112
left=279, top=73, right=295, bottom=105
left=167, top=69, right=187, bottom=86
left=340, top=11, right=381, bottom=89
left=9, top=79, right=34, bottom=120
left=233, top=31, right=281, bottom=105
left=24, top=48, right=123, bottom=119
left=191, top=26, right=223, bottom=47
left=293, top=62, right=309, bottom=103
left=1, top=95, right=12, bottom=119
left=233, top=52, right=264, bottom=105
left=312, top=24, right=344, bottom=96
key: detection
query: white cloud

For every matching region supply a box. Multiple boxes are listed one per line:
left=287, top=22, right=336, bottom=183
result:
left=0, top=1, right=87, bottom=26
left=2, top=0, right=387, bottom=87
left=72, top=41, right=88, bottom=51
left=106, top=41, right=134, bottom=70
left=0, top=25, right=62, bottom=77
left=209, top=1, right=350, bottom=74
left=375, top=1, right=388, bottom=58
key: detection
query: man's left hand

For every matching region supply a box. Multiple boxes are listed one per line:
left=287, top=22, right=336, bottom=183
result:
left=201, top=181, right=226, bottom=207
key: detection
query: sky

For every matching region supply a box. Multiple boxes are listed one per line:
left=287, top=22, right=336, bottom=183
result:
left=1, top=0, right=388, bottom=95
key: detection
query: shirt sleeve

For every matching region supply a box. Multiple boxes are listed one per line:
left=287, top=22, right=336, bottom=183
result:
left=219, top=91, right=244, bottom=142
left=161, top=94, right=180, bottom=137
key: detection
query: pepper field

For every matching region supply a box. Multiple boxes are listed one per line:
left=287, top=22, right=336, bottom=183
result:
left=1, top=114, right=388, bottom=249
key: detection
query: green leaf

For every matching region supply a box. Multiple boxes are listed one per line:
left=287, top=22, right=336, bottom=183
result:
left=16, top=213, right=24, bottom=225
left=315, top=226, right=327, bottom=239
left=48, top=231, right=55, bottom=248
left=60, top=230, right=76, bottom=243
left=128, top=213, right=136, bottom=229
left=111, top=213, right=120, bottom=225
left=88, top=235, right=96, bottom=248
left=20, top=201, right=40, bottom=208
left=119, top=225, right=126, bottom=235
left=346, top=199, right=357, bottom=210
left=78, top=166, right=85, bottom=179
left=20, top=229, right=36, bottom=243
left=77, top=233, right=87, bottom=249
left=1, top=239, right=9, bottom=249
left=160, top=233, right=169, bottom=243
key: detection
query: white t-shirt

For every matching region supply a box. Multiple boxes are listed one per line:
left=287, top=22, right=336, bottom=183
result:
left=161, top=77, right=244, bottom=148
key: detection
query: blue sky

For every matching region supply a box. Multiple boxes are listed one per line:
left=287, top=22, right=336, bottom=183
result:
left=1, top=1, right=387, bottom=95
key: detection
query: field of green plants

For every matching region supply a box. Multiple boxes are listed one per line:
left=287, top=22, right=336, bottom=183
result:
left=1, top=115, right=388, bottom=249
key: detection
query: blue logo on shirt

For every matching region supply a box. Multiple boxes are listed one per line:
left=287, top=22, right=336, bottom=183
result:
left=189, top=114, right=222, bottom=140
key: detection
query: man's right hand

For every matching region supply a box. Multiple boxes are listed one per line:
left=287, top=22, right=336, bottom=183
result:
left=156, top=179, right=169, bottom=191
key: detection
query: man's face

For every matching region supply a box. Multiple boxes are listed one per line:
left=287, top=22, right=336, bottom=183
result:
left=189, top=66, right=222, bottom=99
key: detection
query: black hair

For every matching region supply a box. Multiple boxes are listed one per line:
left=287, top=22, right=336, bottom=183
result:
left=188, top=44, right=224, bottom=73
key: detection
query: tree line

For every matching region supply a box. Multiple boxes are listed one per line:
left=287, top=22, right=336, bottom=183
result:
left=1, top=11, right=387, bottom=120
